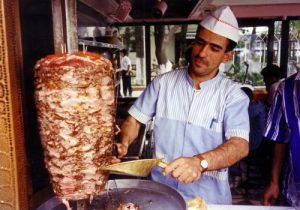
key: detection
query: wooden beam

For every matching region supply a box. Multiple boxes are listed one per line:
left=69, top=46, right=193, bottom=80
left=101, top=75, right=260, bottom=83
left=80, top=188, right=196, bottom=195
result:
left=231, top=4, right=300, bottom=18
left=77, top=1, right=109, bottom=26
left=79, top=0, right=133, bottom=22
left=1, top=0, right=29, bottom=209
left=188, top=0, right=214, bottom=19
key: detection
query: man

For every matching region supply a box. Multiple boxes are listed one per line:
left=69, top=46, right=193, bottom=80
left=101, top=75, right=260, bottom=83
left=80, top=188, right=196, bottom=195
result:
left=229, top=86, right=267, bottom=189
left=262, top=71, right=300, bottom=207
left=114, top=6, right=249, bottom=204
left=120, top=49, right=132, bottom=97
left=260, top=64, right=282, bottom=105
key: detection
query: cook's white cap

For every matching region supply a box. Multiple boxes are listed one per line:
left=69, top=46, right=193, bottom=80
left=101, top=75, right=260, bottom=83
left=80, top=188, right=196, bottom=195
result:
left=200, top=6, right=240, bottom=43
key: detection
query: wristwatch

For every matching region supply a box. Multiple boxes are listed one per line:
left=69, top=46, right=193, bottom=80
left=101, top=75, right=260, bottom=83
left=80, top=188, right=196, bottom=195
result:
left=194, top=154, right=208, bottom=172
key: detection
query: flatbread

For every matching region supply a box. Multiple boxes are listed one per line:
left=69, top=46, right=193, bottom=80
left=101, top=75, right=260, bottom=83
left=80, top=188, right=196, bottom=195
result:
left=187, top=197, right=207, bottom=210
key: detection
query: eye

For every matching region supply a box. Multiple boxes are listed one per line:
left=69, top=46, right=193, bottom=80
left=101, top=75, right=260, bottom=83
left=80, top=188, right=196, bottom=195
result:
left=210, top=44, right=223, bottom=52
left=211, top=46, right=221, bottom=52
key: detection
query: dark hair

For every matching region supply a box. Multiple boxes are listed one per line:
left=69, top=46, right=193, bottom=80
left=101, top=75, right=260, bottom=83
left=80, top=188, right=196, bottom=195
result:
left=196, top=25, right=237, bottom=52
left=120, top=49, right=128, bottom=55
left=260, top=64, right=281, bottom=79
left=226, top=39, right=237, bottom=52
left=184, top=46, right=192, bottom=64
left=241, top=87, right=253, bottom=100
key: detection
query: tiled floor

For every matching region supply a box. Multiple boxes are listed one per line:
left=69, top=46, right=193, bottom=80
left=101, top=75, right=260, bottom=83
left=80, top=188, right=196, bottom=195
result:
left=229, top=145, right=270, bottom=205
left=231, top=174, right=267, bottom=205
left=230, top=150, right=288, bottom=206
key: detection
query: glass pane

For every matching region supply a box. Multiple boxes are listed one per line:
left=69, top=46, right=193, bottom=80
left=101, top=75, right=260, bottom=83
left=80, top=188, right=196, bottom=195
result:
left=288, top=20, right=300, bottom=77
left=149, top=24, right=197, bottom=80
left=118, top=26, right=146, bottom=98
left=222, top=26, right=269, bottom=87
left=273, top=21, right=282, bottom=67
left=118, top=24, right=197, bottom=98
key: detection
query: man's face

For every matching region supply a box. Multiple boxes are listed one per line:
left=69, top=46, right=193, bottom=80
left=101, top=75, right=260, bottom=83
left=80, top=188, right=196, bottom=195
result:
left=263, top=75, right=279, bottom=93
left=190, top=27, right=233, bottom=79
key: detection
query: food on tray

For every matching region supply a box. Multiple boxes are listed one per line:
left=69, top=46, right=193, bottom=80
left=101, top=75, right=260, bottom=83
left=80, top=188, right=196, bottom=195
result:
left=34, top=52, right=115, bottom=209
left=187, top=197, right=207, bottom=210
left=116, top=202, right=140, bottom=210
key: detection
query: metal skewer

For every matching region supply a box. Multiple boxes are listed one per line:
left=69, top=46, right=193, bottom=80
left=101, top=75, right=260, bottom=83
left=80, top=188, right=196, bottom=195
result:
left=76, top=199, right=89, bottom=210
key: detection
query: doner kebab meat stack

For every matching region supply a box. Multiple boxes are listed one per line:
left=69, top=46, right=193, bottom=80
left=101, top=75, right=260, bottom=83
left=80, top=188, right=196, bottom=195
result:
left=34, top=52, right=115, bottom=209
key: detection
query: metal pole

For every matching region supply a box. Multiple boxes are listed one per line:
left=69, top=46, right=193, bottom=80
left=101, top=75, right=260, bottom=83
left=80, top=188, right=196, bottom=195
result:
left=76, top=199, right=89, bottom=210
left=280, top=19, right=290, bottom=78
left=51, top=0, right=78, bottom=54
left=145, top=25, right=151, bottom=85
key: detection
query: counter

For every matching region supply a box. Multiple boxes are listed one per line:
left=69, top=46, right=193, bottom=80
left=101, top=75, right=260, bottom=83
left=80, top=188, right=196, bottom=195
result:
left=207, top=205, right=298, bottom=210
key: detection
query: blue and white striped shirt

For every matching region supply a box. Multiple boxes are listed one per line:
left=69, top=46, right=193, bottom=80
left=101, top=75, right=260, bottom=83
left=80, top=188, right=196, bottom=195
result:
left=129, top=69, right=250, bottom=204
left=264, top=71, right=300, bottom=207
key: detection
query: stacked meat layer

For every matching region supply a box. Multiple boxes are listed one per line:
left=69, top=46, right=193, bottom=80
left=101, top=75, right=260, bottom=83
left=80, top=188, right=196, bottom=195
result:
left=34, top=52, right=115, bottom=205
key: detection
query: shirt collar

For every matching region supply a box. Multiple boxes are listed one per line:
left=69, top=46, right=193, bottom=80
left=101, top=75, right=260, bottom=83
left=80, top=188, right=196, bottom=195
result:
left=185, top=69, right=221, bottom=89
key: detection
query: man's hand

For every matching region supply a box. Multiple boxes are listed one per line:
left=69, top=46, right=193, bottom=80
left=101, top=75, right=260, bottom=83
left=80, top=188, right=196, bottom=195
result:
left=111, top=143, right=129, bottom=163
left=262, top=181, right=280, bottom=206
left=163, top=157, right=203, bottom=184
left=111, top=115, right=142, bottom=164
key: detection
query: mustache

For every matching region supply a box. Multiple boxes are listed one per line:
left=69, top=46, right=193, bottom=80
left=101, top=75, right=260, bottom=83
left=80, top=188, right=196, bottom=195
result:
left=193, top=55, right=208, bottom=65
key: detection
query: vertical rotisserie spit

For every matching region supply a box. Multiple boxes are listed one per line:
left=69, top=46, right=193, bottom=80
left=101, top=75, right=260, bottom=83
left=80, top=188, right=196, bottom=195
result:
left=34, top=52, right=115, bottom=209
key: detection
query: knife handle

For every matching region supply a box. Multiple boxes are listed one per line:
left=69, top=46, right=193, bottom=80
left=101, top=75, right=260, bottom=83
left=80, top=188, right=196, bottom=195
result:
left=112, top=144, right=118, bottom=156
left=157, top=161, right=168, bottom=169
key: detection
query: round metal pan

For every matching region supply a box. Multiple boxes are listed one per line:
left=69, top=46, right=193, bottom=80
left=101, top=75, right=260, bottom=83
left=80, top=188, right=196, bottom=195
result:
left=36, top=179, right=187, bottom=210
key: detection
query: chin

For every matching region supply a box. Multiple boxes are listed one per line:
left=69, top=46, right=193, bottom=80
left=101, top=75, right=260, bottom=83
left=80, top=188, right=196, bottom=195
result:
left=191, top=66, right=207, bottom=74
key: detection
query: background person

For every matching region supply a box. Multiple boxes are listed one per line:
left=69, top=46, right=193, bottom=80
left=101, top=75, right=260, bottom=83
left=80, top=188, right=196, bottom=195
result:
left=120, top=49, right=132, bottom=97
left=229, top=85, right=267, bottom=188
left=114, top=6, right=250, bottom=204
left=262, top=71, right=300, bottom=207
left=242, top=86, right=267, bottom=152
left=260, top=64, right=285, bottom=182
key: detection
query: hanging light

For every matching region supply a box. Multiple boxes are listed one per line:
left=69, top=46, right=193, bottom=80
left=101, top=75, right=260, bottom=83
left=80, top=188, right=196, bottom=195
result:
left=152, top=0, right=168, bottom=18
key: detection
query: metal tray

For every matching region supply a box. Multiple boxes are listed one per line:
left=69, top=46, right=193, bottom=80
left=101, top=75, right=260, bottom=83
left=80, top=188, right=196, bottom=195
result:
left=36, top=179, right=187, bottom=210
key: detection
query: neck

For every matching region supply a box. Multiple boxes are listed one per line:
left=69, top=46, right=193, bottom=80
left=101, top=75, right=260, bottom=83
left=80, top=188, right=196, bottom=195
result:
left=188, top=67, right=218, bottom=89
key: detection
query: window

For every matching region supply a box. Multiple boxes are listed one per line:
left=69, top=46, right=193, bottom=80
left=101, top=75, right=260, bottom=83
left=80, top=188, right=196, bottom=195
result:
left=117, top=19, right=300, bottom=98
left=288, top=20, right=300, bottom=76
left=223, top=26, right=269, bottom=86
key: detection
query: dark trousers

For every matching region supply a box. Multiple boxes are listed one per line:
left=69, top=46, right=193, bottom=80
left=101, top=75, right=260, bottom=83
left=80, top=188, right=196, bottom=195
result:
left=122, top=71, right=132, bottom=96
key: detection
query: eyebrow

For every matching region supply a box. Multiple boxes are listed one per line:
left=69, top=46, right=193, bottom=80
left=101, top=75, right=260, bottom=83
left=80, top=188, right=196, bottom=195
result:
left=195, top=37, right=224, bottom=51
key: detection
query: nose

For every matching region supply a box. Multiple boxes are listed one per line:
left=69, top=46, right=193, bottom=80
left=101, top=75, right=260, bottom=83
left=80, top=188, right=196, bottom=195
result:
left=196, top=44, right=209, bottom=57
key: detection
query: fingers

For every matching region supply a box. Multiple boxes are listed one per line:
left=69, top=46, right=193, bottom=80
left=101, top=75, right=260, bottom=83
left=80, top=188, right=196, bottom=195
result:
left=262, top=191, right=271, bottom=206
left=163, top=161, right=179, bottom=175
left=111, top=156, right=121, bottom=164
left=261, top=183, right=279, bottom=206
left=115, top=143, right=128, bottom=158
left=262, top=195, right=269, bottom=206
left=262, top=195, right=274, bottom=206
left=163, top=157, right=202, bottom=184
left=176, top=170, right=201, bottom=184
left=110, top=143, right=128, bottom=164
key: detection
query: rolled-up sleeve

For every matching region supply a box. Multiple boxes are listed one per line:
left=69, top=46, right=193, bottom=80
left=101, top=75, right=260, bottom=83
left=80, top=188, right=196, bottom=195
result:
left=128, top=78, right=160, bottom=124
left=224, top=88, right=250, bottom=141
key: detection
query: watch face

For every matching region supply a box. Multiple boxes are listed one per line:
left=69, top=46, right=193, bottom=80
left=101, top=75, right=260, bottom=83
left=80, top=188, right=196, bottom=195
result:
left=201, top=160, right=208, bottom=169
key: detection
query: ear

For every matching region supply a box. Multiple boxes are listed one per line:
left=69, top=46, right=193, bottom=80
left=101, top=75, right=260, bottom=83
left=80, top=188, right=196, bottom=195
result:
left=222, top=51, right=234, bottom=63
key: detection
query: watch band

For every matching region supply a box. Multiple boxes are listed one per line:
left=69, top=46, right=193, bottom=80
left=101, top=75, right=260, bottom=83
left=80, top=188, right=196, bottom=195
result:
left=194, top=154, right=208, bottom=172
